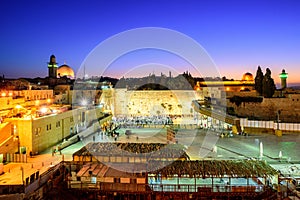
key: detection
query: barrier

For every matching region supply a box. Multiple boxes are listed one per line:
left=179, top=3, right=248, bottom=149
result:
left=240, top=118, right=300, bottom=133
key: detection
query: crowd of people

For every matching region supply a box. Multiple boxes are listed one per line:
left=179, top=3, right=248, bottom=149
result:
left=112, top=115, right=173, bottom=128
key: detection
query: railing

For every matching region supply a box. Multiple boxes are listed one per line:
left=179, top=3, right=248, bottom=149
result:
left=24, top=162, right=63, bottom=194
left=68, top=181, right=266, bottom=194
left=240, top=118, right=300, bottom=132
left=149, top=184, right=265, bottom=193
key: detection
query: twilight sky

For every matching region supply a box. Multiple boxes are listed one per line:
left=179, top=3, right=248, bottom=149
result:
left=1, top=0, right=300, bottom=85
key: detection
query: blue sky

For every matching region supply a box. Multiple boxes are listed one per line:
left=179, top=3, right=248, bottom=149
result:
left=1, top=0, right=300, bottom=85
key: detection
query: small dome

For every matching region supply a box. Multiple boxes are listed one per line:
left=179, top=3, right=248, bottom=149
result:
left=57, top=64, right=75, bottom=79
left=242, top=72, right=253, bottom=81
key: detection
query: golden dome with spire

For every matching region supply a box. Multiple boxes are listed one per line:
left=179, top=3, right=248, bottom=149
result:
left=57, top=64, right=75, bottom=79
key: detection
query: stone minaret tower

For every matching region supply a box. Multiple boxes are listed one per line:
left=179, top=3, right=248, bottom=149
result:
left=279, top=69, right=288, bottom=89
left=48, top=55, right=58, bottom=78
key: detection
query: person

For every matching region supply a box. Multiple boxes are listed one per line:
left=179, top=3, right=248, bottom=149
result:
left=52, top=147, right=56, bottom=156
left=58, top=145, right=62, bottom=155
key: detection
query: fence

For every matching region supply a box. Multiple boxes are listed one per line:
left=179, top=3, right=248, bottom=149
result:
left=5, top=153, right=27, bottom=163
left=68, top=181, right=266, bottom=194
left=24, top=162, right=62, bottom=195
left=240, top=118, right=300, bottom=132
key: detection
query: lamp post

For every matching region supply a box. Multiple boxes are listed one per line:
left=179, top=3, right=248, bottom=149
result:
left=15, top=104, right=22, bottom=118
left=277, top=110, right=281, bottom=130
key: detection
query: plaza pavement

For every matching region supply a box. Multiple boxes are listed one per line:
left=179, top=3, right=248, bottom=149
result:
left=1, top=126, right=300, bottom=186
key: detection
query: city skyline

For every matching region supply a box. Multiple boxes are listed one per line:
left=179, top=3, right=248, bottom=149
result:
left=1, top=0, right=300, bottom=85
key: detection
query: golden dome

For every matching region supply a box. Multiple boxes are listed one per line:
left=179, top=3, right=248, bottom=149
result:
left=57, top=64, right=75, bottom=79
left=242, top=72, right=253, bottom=81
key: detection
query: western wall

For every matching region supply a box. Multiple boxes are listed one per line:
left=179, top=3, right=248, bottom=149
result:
left=113, top=89, right=203, bottom=117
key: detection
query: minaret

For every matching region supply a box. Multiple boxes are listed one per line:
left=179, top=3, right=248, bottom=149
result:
left=48, top=55, right=58, bottom=78
left=279, top=69, right=288, bottom=89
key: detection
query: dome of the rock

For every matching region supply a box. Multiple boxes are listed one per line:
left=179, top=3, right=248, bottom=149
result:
left=57, top=64, right=75, bottom=79
left=242, top=72, right=253, bottom=81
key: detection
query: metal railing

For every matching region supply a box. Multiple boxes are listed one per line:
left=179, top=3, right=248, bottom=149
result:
left=68, top=181, right=266, bottom=194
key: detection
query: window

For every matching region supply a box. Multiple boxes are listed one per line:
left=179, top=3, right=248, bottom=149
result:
left=46, top=124, right=52, bottom=131
left=70, top=117, right=74, bottom=122
left=56, top=121, right=61, bottom=128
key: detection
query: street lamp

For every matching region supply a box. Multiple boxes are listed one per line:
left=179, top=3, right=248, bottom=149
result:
left=277, top=110, right=281, bottom=130
left=15, top=104, right=22, bottom=117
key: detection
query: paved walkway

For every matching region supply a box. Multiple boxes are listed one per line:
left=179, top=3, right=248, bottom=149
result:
left=1, top=126, right=300, bottom=185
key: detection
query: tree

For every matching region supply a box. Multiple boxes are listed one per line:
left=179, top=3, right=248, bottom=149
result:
left=262, top=68, right=276, bottom=98
left=254, top=66, right=264, bottom=95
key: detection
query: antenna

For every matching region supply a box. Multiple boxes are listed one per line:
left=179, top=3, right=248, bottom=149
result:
left=84, top=65, right=86, bottom=80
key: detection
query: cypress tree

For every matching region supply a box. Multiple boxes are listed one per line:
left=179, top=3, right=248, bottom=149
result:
left=254, top=66, right=264, bottom=95
left=262, top=68, right=276, bottom=98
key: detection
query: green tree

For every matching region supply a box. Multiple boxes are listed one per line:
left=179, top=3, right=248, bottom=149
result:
left=254, top=66, right=264, bottom=95
left=262, top=68, right=276, bottom=98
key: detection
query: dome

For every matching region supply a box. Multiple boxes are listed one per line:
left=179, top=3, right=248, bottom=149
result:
left=57, top=64, right=75, bottom=79
left=242, top=72, right=253, bottom=81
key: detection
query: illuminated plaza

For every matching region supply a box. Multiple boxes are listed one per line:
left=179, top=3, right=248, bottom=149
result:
left=1, top=1, right=300, bottom=199
left=0, top=59, right=300, bottom=199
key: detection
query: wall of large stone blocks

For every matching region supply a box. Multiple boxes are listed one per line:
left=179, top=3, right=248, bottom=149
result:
left=113, top=89, right=202, bottom=116
left=227, top=94, right=300, bottom=122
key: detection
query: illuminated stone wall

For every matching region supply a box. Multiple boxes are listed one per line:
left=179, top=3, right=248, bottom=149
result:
left=113, top=89, right=202, bottom=116
left=4, top=107, right=106, bottom=155
left=22, top=90, right=53, bottom=101
left=227, top=94, right=300, bottom=122
left=0, top=122, right=18, bottom=154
